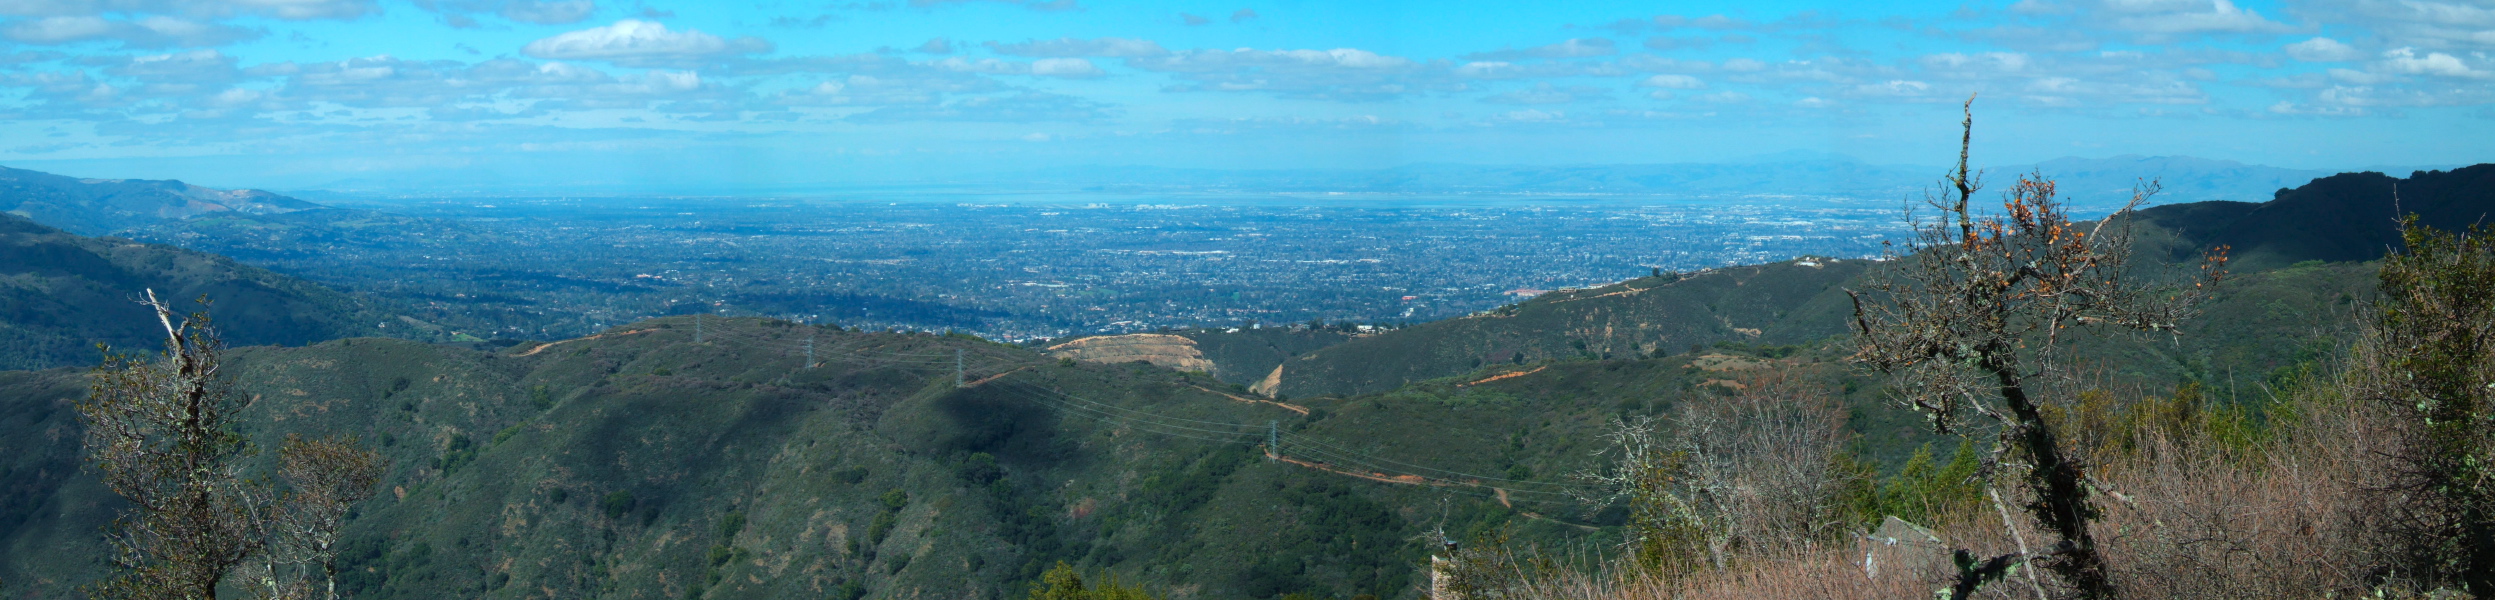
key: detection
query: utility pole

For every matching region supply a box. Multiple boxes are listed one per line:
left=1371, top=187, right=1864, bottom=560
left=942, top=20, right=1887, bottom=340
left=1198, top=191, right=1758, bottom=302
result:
left=804, top=334, right=814, bottom=368
left=1267, top=420, right=1279, bottom=462
left=954, top=349, right=965, bottom=387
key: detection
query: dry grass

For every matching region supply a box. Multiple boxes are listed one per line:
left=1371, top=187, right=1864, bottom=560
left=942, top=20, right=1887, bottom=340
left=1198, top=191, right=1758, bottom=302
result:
left=1488, top=375, right=2432, bottom=600
left=2090, top=396, right=2400, bottom=599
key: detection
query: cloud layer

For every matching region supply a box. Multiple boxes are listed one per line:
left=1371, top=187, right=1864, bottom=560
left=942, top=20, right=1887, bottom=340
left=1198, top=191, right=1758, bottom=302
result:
left=0, top=0, right=2486, bottom=179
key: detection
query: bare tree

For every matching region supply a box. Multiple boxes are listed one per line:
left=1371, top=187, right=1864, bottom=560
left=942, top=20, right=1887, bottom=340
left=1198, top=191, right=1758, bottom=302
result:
left=1844, top=98, right=2227, bottom=599
left=1577, top=371, right=1856, bottom=578
left=251, top=435, right=387, bottom=600
left=1578, top=415, right=1708, bottom=578
left=1665, top=372, right=1853, bottom=563
left=79, top=291, right=385, bottom=600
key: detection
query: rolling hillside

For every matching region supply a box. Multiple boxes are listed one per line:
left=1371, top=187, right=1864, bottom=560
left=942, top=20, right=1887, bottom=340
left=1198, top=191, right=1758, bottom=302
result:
left=0, top=165, right=321, bottom=236
left=0, top=317, right=1651, bottom=600
left=1246, top=165, right=2491, bottom=399
left=0, top=212, right=424, bottom=370
left=1, top=164, right=2485, bottom=599
left=1268, top=258, right=1864, bottom=399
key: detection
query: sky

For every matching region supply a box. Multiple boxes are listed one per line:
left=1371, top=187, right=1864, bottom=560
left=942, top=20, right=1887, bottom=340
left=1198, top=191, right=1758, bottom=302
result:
left=0, top=0, right=2489, bottom=191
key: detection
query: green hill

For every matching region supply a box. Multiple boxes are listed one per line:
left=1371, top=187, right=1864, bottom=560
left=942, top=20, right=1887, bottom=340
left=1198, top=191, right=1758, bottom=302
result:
left=1, top=164, right=2486, bottom=599
left=1270, top=259, right=1865, bottom=399
left=0, top=212, right=428, bottom=370
left=0, top=165, right=322, bottom=236
left=2130, top=164, right=2495, bottom=271
left=1258, top=165, right=2492, bottom=399
left=0, top=317, right=1635, bottom=599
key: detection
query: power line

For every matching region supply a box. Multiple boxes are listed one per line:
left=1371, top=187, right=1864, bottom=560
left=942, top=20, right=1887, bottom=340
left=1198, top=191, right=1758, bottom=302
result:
left=605, top=317, right=1593, bottom=504
left=1278, top=431, right=1594, bottom=492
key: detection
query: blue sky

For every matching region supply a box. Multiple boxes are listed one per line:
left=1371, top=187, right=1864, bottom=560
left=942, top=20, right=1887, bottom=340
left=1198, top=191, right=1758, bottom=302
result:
left=0, top=0, right=2489, bottom=191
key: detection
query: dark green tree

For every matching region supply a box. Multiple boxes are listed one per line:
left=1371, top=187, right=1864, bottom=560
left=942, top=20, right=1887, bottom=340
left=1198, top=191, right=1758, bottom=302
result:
left=78, top=291, right=384, bottom=600
left=2356, top=217, right=2495, bottom=594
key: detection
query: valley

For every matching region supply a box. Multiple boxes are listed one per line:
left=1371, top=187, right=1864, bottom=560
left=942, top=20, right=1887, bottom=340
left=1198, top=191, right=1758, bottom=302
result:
left=0, top=163, right=2487, bottom=599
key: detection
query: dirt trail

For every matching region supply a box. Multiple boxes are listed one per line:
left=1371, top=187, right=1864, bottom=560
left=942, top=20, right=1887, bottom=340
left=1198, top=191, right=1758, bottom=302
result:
left=1545, top=284, right=1658, bottom=305
left=1270, top=451, right=1594, bottom=531
left=1459, top=366, right=1546, bottom=387
left=1191, top=385, right=1311, bottom=415
left=513, top=329, right=655, bottom=357
left=964, top=367, right=1031, bottom=387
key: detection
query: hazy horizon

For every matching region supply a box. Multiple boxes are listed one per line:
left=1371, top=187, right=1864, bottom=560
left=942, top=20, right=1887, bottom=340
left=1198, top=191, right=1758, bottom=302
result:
left=2, top=0, right=2490, bottom=192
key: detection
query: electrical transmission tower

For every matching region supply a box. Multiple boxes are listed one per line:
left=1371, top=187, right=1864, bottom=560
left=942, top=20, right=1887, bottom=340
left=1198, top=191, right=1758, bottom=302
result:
left=1267, top=420, right=1279, bottom=461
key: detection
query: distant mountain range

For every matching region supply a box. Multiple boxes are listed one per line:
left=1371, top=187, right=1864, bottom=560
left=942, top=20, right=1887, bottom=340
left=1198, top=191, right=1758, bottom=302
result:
left=0, top=212, right=431, bottom=370
left=992, top=155, right=2344, bottom=209
left=0, top=160, right=2485, bottom=598
left=1183, top=164, right=2494, bottom=398
left=0, top=165, right=322, bottom=235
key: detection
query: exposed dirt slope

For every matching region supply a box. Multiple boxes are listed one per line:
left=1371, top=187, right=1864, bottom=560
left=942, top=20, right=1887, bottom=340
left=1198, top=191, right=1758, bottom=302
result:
left=1045, top=333, right=1218, bottom=375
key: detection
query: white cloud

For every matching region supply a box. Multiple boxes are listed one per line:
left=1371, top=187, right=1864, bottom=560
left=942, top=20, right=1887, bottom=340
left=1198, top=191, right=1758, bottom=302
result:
left=2296, top=0, right=2495, bottom=52
left=1850, top=79, right=1933, bottom=97
left=213, top=0, right=379, bottom=20
left=0, top=0, right=378, bottom=20
left=1494, top=108, right=1564, bottom=122
left=1637, top=73, right=1705, bottom=89
left=1480, top=82, right=1604, bottom=105
left=1650, top=14, right=1756, bottom=30
left=2267, top=100, right=2367, bottom=116
left=928, top=56, right=1026, bottom=74
left=2313, top=84, right=2492, bottom=107
left=521, top=20, right=771, bottom=67
left=1919, top=52, right=2034, bottom=78
left=1164, top=114, right=1399, bottom=136
left=2094, top=0, right=2293, bottom=36
left=110, top=48, right=241, bottom=84
left=1460, top=38, right=1616, bottom=61
left=1449, top=59, right=1624, bottom=80
left=6, top=15, right=116, bottom=42
left=2329, top=67, right=2395, bottom=84
left=499, top=0, right=596, bottom=25
left=1030, top=57, right=1105, bottom=78
left=2285, top=37, right=2364, bottom=62
left=1456, top=61, right=1517, bottom=79
left=844, top=91, right=1113, bottom=123
left=985, top=37, right=1169, bottom=58
left=905, top=0, right=1081, bottom=12
left=1126, top=47, right=1453, bottom=101
left=413, top=0, right=595, bottom=26
left=3, top=15, right=257, bottom=47
left=2375, top=47, right=2487, bottom=78
left=778, top=78, right=933, bottom=106
left=2018, top=75, right=2204, bottom=106
left=1694, top=91, right=1750, bottom=103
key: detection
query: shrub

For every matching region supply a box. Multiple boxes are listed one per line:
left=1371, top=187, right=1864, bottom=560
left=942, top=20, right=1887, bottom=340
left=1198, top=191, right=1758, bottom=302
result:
left=717, top=511, right=746, bottom=539
left=601, top=491, right=634, bottom=520
left=2350, top=218, right=2495, bottom=593
left=1026, top=561, right=1160, bottom=600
